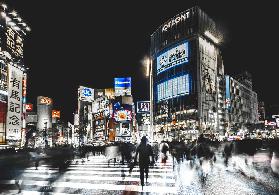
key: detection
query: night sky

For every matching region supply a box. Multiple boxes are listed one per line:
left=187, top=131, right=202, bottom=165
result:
left=3, top=0, right=279, bottom=122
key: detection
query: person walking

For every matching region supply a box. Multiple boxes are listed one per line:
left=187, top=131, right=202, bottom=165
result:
left=160, top=141, right=169, bottom=164
left=130, top=136, right=154, bottom=190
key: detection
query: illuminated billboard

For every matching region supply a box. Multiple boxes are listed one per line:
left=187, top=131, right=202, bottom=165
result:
left=114, top=110, right=132, bottom=121
left=137, top=101, right=150, bottom=113
left=52, top=110, right=61, bottom=118
left=5, top=27, right=24, bottom=60
left=157, top=41, right=189, bottom=75
left=114, top=77, right=131, bottom=96
left=26, top=104, right=33, bottom=111
left=105, top=88, right=115, bottom=99
left=225, top=76, right=231, bottom=110
left=78, top=86, right=94, bottom=102
left=38, top=96, right=52, bottom=105
left=6, top=65, right=23, bottom=142
left=157, top=74, right=190, bottom=102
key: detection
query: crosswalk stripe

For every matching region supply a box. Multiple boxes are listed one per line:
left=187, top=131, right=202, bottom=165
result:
left=26, top=166, right=173, bottom=172
left=4, top=174, right=175, bottom=183
left=22, top=169, right=174, bottom=176
left=40, top=163, right=173, bottom=167
left=1, top=190, right=81, bottom=195
left=23, top=168, right=173, bottom=174
left=0, top=155, right=176, bottom=194
left=0, top=180, right=177, bottom=194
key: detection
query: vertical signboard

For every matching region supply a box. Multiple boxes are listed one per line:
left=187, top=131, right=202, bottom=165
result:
left=6, top=64, right=23, bottom=142
left=225, top=76, right=231, bottom=110
left=5, top=26, right=24, bottom=60
left=37, top=96, right=53, bottom=131
left=114, top=77, right=131, bottom=96
left=22, top=73, right=27, bottom=127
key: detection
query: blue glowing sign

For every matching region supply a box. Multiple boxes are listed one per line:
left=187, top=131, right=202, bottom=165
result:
left=157, top=41, right=189, bottom=75
left=114, top=77, right=132, bottom=96
left=79, top=86, right=94, bottom=102
left=83, top=88, right=92, bottom=97
left=225, top=76, right=231, bottom=110
left=157, top=74, right=190, bottom=102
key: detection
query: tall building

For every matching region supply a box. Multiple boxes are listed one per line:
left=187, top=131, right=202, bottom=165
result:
left=225, top=75, right=259, bottom=130
left=0, top=3, right=30, bottom=146
left=150, top=6, right=225, bottom=140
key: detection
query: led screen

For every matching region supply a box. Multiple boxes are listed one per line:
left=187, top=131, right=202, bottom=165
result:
left=157, top=74, right=190, bottom=102
left=157, top=42, right=189, bottom=74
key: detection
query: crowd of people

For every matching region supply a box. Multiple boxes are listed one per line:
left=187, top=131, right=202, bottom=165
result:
left=2, top=134, right=279, bottom=191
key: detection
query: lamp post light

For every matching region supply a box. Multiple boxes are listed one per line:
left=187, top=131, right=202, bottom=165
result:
left=143, top=56, right=153, bottom=141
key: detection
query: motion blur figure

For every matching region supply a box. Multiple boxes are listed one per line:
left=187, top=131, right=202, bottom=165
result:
left=160, top=141, right=169, bottom=163
left=223, top=142, right=233, bottom=166
left=132, top=136, right=154, bottom=190
left=105, top=144, right=119, bottom=166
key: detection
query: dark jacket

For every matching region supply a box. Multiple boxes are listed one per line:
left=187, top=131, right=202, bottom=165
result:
left=135, top=143, right=154, bottom=166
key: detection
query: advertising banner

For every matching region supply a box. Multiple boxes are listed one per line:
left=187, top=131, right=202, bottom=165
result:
left=52, top=110, right=61, bottom=118
left=5, top=26, right=24, bottom=60
left=225, top=76, right=231, bottom=110
left=114, top=110, right=132, bottom=122
left=157, top=74, right=190, bottom=102
left=38, top=96, right=52, bottom=105
left=6, top=65, right=23, bottom=141
left=78, top=86, right=94, bottom=102
left=26, top=104, right=33, bottom=111
left=114, top=77, right=131, bottom=96
left=137, top=101, right=150, bottom=113
left=105, top=88, right=115, bottom=99
left=157, top=41, right=189, bottom=74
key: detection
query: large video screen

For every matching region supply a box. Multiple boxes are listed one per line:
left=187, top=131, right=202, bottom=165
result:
left=157, top=74, right=190, bottom=102
left=157, top=41, right=189, bottom=75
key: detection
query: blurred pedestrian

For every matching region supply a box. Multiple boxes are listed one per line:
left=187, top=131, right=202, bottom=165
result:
left=160, top=141, right=169, bottom=163
left=35, top=159, right=39, bottom=170
left=105, top=144, right=119, bottom=166
left=130, top=136, right=154, bottom=190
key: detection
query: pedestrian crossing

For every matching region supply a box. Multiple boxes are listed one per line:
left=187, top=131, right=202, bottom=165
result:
left=0, top=154, right=177, bottom=194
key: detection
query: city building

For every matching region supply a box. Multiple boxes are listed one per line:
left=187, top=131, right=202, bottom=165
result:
left=0, top=3, right=30, bottom=146
left=75, top=79, right=137, bottom=144
left=150, top=6, right=225, bottom=141
left=225, top=74, right=259, bottom=131
left=113, top=78, right=135, bottom=143
left=92, top=88, right=112, bottom=142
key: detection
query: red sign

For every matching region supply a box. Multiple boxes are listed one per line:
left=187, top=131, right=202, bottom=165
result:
left=26, top=104, right=33, bottom=111
left=265, top=120, right=276, bottom=126
left=39, top=97, right=52, bottom=105
left=52, top=110, right=60, bottom=118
